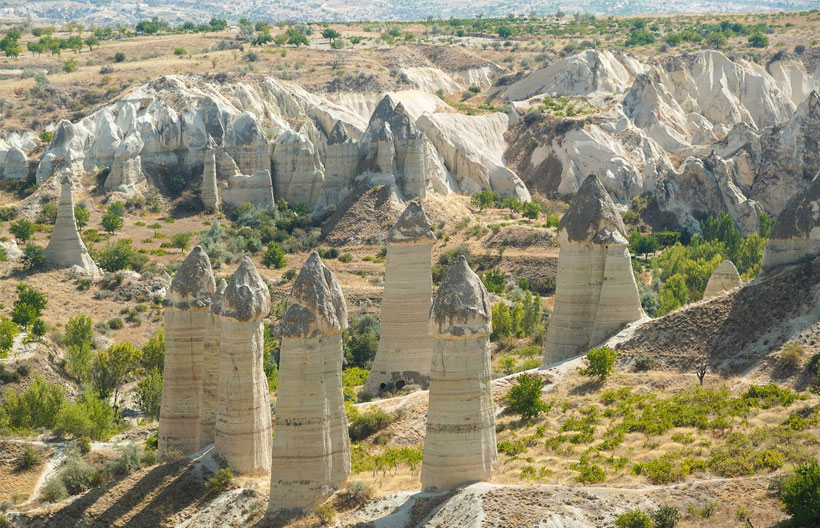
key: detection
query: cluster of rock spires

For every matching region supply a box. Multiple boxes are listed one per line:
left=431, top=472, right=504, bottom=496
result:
left=543, top=174, right=645, bottom=366
left=157, top=205, right=499, bottom=517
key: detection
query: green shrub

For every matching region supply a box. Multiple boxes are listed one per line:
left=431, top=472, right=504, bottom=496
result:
left=652, top=505, right=681, bottom=528
left=314, top=503, right=336, bottom=523
left=342, top=367, right=369, bottom=387
left=40, top=477, right=68, bottom=503
left=15, top=445, right=44, bottom=471
left=582, top=346, right=618, bottom=381
left=338, top=252, right=353, bottom=263
left=96, top=239, right=136, bottom=272
left=615, top=509, right=653, bottom=528
left=10, top=219, right=34, bottom=242
left=779, top=459, right=820, bottom=526
left=339, top=480, right=373, bottom=507
left=262, top=242, right=287, bottom=268
left=504, top=374, right=549, bottom=420
left=348, top=407, right=393, bottom=441
left=206, top=468, right=234, bottom=493
left=135, top=368, right=163, bottom=421
left=22, top=244, right=46, bottom=270
left=141, top=328, right=164, bottom=371
left=101, top=212, right=123, bottom=233
left=2, top=375, right=65, bottom=431
left=56, top=391, right=118, bottom=441
left=58, top=455, right=102, bottom=495
left=634, top=355, right=655, bottom=371
left=108, top=318, right=124, bottom=330
left=344, top=333, right=378, bottom=369
left=105, top=443, right=142, bottom=478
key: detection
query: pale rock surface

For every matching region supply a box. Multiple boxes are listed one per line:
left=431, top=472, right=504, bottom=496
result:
left=272, top=129, right=324, bottom=207
left=761, top=170, right=820, bottom=274
left=417, top=112, right=530, bottom=201
left=401, top=67, right=462, bottom=94
left=159, top=247, right=215, bottom=458
left=268, top=252, right=350, bottom=514
left=767, top=59, right=819, bottom=106
left=1, top=146, right=28, bottom=180
left=703, top=260, right=742, bottom=299
left=200, top=137, right=219, bottom=210
left=422, top=256, right=496, bottom=491
left=223, top=112, right=270, bottom=175
left=365, top=200, right=436, bottom=394
left=105, top=131, right=146, bottom=197
left=0, top=239, right=22, bottom=261
left=222, top=171, right=275, bottom=209
left=214, top=257, right=272, bottom=475
left=543, top=175, right=645, bottom=366
left=35, top=120, right=87, bottom=184
left=199, top=278, right=226, bottom=449
left=44, top=177, right=99, bottom=275
left=315, top=121, right=358, bottom=218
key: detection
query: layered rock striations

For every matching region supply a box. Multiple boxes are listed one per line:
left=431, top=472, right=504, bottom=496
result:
left=315, top=121, right=358, bottom=217
left=199, top=278, right=227, bottom=449
left=364, top=200, right=436, bottom=395
left=543, top=175, right=645, bottom=366
left=214, top=257, right=272, bottom=474
left=158, top=247, right=215, bottom=458
left=272, top=129, right=324, bottom=208
left=421, top=256, right=496, bottom=491
left=761, top=171, right=820, bottom=274
left=200, top=137, right=219, bottom=210
left=268, top=252, right=350, bottom=514
left=44, top=177, right=99, bottom=275
left=703, top=260, right=743, bottom=299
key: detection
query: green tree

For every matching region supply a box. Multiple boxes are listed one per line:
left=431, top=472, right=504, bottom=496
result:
left=344, top=333, right=378, bottom=369
left=10, top=219, right=35, bottom=242
left=322, top=28, right=341, bottom=42
left=482, top=268, right=506, bottom=294
left=491, top=302, right=513, bottom=341
left=65, top=342, right=93, bottom=382
left=262, top=242, right=288, bottom=268
left=12, top=284, right=47, bottom=327
left=101, top=212, right=123, bottom=233
left=0, top=317, right=19, bottom=356
left=286, top=27, right=309, bottom=46
left=84, top=36, right=99, bottom=51
left=95, top=239, right=135, bottom=272
left=114, top=51, right=125, bottom=62
left=779, top=459, right=820, bottom=527
left=582, top=346, right=618, bottom=381
left=748, top=33, right=768, bottom=48
left=22, top=244, right=46, bottom=270
left=65, top=35, right=83, bottom=53
left=615, top=509, right=653, bottom=528
left=659, top=273, right=688, bottom=315
left=106, top=201, right=125, bottom=217
left=629, top=231, right=659, bottom=259
left=56, top=390, right=118, bottom=440
left=170, top=232, right=192, bottom=252
left=74, top=204, right=90, bottom=229
left=140, top=328, right=164, bottom=371
left=91, top=342, right=141, bottom=404
left=497, top=26, right=512, bottom=38
left=758, top=211, right=773, bottom=239
left=64, top=315, right=93, bottom=350
left=504, top=374, right=549, bottom=420
left=135, top=368, right=162, bottom=421
left=2, top=375, right=66, bottom=430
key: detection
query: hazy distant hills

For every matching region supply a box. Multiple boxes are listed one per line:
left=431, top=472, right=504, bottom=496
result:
left=0, top=0, right=818, bottom=25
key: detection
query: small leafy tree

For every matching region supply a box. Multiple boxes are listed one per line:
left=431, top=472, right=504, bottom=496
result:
left=748, top=33, right=768, bottom=48
left=481, top=268, right=505, bottom=294
left=22, top=244, right=46, bottom=270
left=491, top=302, right=513, bottom=341
left=262, top=242, right=287, bottom=268
left=10, top=219, right=35, bottom=242
left=0, top=317, right=19, bottom=356
left=140, top=328, right=165, bottom=371
left=615, top=509, right=653, bottom=528
left=779, top=459, right=820, bottom=526
left=322, top=28, right=341, bottom=42
left=582, top=346, right=618, bottom=382
left=12, top=284, right=47, bottom=327
left=74, top=204, right=90, bottom=229
left=64, top=315, right=93, bottom=350
left=504, top=374, right=549, bottom=420
left=91, top=342, right=141, bottom=404
left=101, top=212, right=123, bottom=233
left=135, top=369, right=162, bottom=421
left=170, top=232, right=192, bottom=253
left=96, top=239, right=135, bottom=272
left=658, top=273, right=688, bottom=315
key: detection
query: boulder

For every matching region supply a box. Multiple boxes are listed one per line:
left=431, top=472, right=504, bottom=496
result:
left=159, top=247, right=215, bottom=458
left=268, top=251, right=350, bottom=515
left=214, top=257, right=272, bottom=475
left=421, top=256, right=496, bottom=491
left=543, top=175, right=645, bottom=366
left=364, top=200, right=436, bottom=395
left=2, top=147, right=28, bottom=180
left=44, top=177, right=99, bottom=275
left=703, top=260, right=742, bottom=299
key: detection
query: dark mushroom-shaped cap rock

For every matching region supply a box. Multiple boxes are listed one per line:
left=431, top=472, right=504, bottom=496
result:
left=388, top=199, right=436, bottom=244
left=429, top=256, right=492, bottom=338
left=281, top=252, right=348, bottom=338
left=559, top=174, right=626, bottom=244
left=210, top=278, right=228, bottom=316
left=221, top=257, right=271, bottom=322
left=167, top=246, right=216, bottom=308
left=328, top=120, right=353, bottom=145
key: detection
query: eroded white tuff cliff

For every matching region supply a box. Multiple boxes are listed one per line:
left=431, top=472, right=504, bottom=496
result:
left=199, top=278, right=226, bottom=449
left=761, top=170, right=820, bottom=274
left=268, top=252, right=350, bottom=515
left=214, top=257, right=272, bottom=475
left=44, top=177, right=99, bottom=275
left=364, top=200, right=436, bottom=395
left=421, top=256, right=497, bottom=491
left=158, top=247, right=215, bottom=458
left=543, top=175, right=645, bottom=366
left=703, top=260, right=743, bottom=299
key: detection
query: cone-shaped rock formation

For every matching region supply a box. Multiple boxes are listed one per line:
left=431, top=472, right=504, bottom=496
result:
left=199, top=278, right=226, bottom=448
left=761, top=170, right=820, bottom=274
left=365, top=200, right=436, bottom=394
left=44, top=177, right=99, bottom=274
left=543, top=175, right=645, bottom=366
left=703, top=260, right=742, bottom=299
left=421, top=256, right=497, bottom=491
left=158, top=246, right=215, bottom=458
left=268, top=252, right=350, bottom=515
left=214, top=257, right=272, bottom=474
left=200, top=136, right=219, bottom=210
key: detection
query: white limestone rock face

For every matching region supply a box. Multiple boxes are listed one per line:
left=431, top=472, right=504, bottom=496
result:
left=159, top=247, right=216, bottom=458
left=364, top=200, right=436, bottom=395
left=0, top=239, right=22, bottom=261
left=222, top=171, right=275, bottom=209
left=421, top=256, right=496, bottom=491
left=268, top=252, right=350, bottom=515
left=224, top=112, right=270, bottom=175
left=199, top=278, right=226, bottom=449
left=315, top=121, right=358, bottom=218
left=200, top=138, right=219, bottom=210
left=105, top=131, right=147, bottom=197
left=36, top=120, right=87, bottom=184
left=543, top=175, right=645, bottom=366
left=703, top=260, right=742, bottom=299
left=761, top=171, right=820, bottom=274
left=2, top=147, right=28, bottom=180
left=272, top=129, right=324, bottom=208
left=44, top=178, right=99, bottom=275
left=214, top=257, right=272, bottom=475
